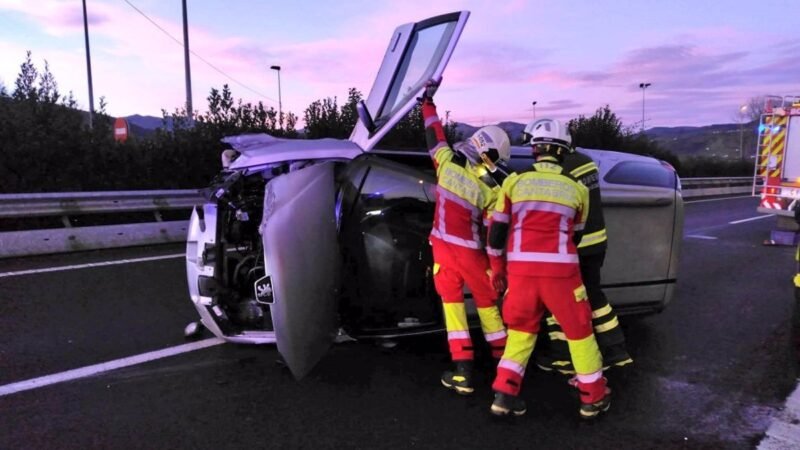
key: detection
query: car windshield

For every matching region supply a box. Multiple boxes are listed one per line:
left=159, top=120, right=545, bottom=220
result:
left=375, top=20, right=457, bottom=125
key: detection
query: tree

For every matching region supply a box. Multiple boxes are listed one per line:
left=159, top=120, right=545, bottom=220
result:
left=567, top=105, right=626, bottom=150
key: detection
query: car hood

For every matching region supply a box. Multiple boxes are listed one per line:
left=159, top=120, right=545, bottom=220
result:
left=223, top=133, right=362, bottom=171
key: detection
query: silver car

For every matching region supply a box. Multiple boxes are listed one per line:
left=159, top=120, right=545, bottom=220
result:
left=184, top=11, right=684, bottom=378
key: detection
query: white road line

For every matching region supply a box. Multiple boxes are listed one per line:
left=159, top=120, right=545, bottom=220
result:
left=0, top=253, right=184, bottom=278
left=0, top=338, right=225, bottom=397
left=685, top=195, right=754, bottom=204
left=730, top=214, right=775, bottom=225
left=686, top=235, right=718, bottom=240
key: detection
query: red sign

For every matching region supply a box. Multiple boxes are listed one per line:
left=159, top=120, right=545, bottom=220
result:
left=113, top=117, right=129, bottom=143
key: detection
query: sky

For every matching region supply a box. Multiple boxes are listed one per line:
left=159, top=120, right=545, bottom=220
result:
left=0, top=0, right=798, bottom=129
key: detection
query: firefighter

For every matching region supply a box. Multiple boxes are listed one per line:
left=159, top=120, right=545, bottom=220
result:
left=487, top=118, right=610, bottom=419
left=525, top=120, right=633, bottom=376
left=419, top=82, right=511, bottom=395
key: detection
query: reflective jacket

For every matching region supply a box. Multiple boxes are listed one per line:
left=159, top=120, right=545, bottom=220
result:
left=488, top=156, right=589, bottom=277
left=422, top=100, right=499, bottom=250
left=561, top=150, right=607, bottom=255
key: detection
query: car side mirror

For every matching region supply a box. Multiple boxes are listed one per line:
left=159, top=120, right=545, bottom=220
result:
left=357, top=100, right=376, bottom=134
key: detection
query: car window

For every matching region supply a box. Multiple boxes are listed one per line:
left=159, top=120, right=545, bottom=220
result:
left=604, top=161, right=676, bottom=189
left=375, top=20, right=457, bottom=126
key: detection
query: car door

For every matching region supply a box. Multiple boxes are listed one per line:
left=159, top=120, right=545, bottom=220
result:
left=349, top=11, right=470, bottom=152
left=270, top=12, right=470, bottom=379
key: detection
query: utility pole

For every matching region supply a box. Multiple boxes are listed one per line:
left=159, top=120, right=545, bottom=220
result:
left=182, top=0, right=193, bottom=123
left=739, top=104, right=748, bottom=161
left=639, top=82, right=651, bottom=133
left=445, top=110, right=450, bottom=124
left=270, top=65, right=282, bottom=129
left=82, top=0, right=95, bottom=129
left=532, top=100, right=537, bottom=120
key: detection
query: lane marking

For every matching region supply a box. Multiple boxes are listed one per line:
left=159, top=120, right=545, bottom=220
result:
left=0, top=253, right=184, bottom=278
left=686, top=235, right=718, bottom=240
left=0, top=337, right=225, bottom=397
left=730, top=215, right=775, bottom=225
left=685, top=195, right=755, bottom=204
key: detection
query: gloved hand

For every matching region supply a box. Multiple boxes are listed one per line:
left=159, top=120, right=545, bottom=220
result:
left=417, top=78, right=441, bottom=103
left=489, top=257, right=507, bottom=293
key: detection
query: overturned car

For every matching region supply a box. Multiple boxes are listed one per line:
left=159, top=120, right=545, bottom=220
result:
left=185, top=11, right=684, bottom=378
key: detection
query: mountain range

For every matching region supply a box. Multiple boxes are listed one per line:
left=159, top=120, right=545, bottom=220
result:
left=126, top=114, right=759, bottom=160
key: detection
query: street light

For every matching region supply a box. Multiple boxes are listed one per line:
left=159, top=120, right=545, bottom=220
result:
left=639, top=82, right=651, bottom=133
left=532, top=101, right=537, bottom=120
left=270, top=65, right=282, bottom=129
left=81, top=0, right=95, bottom=129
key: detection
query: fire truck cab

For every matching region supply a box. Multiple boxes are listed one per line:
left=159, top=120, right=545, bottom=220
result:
left=753, top=95, right=800, bottom=239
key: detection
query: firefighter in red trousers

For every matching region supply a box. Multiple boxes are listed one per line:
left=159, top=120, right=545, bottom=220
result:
left=487, top=118, right=611, bottom=419
left=419, top=83, right=511, bottom=395
left=528, top=122, right=633, bottom=375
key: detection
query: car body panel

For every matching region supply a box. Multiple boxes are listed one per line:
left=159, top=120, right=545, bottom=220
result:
left=224, top=134, right=362, bottom=172
left=262, top=161, right=341, bottom=378
left=349, top=12, right=470, bottom=152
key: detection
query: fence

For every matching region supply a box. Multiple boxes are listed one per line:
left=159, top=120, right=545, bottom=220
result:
left=0, top=178, right=756, bottom=258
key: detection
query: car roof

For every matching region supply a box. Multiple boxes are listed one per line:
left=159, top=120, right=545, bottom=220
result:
left=510, top=145, right=664, bottom=177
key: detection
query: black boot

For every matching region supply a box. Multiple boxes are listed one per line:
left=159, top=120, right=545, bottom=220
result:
left=441, top=361, right=474, bottom=395
left=490, top=392, right=527, bottom=416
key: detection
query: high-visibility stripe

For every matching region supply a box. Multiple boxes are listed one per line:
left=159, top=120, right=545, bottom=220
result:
left=575, top=371, right=603, bottom=383
left=431, top=229, right=482, bottom=249
left=498, top=359, right=526, bottom=376
left=594, top=316, right=619, bottom=333
left=493, top=212, right=510, bottom=223
left=507, top=251, right=579, bottom=264
left=447, top=330, right=471, bottom=340
left=437, top=185, right=482, bottom=213
left=578, top=229, right=608, bottom=248
left=574, top=222, right=585, bottom=231
left=566, top=334, right=602, bottom=374
left=794, top=273, right=800, bottom=288
left=487, top=247, right=504, bottom=256
left=551, top=360, right=572, bottom=367
left=591, top=304, right=613, bottom=319
left=546, top=316, right=560, bottom=326
left=484, top=330, right=507, bottom=342
left=511, top=200, right=576, bottom=218
left=424, top=116, right=439, bottom=128
left=570, top=162, right=596, bottom=178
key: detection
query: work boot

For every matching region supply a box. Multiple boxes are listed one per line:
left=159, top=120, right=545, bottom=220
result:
left=579, top=389, right=611, bottom=419
left=441, top=361, right=474, bottom=395
left=490, top=392, right=527, bottom=416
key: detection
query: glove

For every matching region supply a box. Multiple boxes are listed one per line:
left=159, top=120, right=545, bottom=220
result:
left=489, top=257, right=507, bottom=293
left=417, top=78, right=441, bottom=103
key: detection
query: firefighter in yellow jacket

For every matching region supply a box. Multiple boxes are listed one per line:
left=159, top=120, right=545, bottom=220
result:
left=487, top=118, right=610, bottom=419
left=529, top=126, right=633, bottom=375
left=419, top=82, right=511, bottom=395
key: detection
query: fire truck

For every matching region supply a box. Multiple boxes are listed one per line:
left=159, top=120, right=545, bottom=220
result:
left=753, top=95, right=800, bottom=243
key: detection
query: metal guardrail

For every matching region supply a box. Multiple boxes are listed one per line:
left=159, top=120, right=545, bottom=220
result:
left=0, top=179, right=757, bottom=258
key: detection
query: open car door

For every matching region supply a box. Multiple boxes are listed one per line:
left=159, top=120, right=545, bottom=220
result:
left=349, top=11, right=470, bottom=152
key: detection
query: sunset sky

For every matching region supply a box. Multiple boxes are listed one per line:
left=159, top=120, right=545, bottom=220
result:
left=1, top=0, right=798, bottom=129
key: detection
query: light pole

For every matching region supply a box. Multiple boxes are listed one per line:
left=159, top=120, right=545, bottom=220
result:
left=81, top=0, right=95, bottom=129
left=639, top=82, right=651, bottom=133
left=532, top=101, right=537, bottom=120
left=270, top=65, right=282, bottom=129
left=182, top=0, right=193, bottom=123
left=739, top=104, right=748, bottom=161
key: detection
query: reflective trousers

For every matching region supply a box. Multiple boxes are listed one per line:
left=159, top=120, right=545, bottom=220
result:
left=536, top=252, right=633, bottom=373
left=492, top=273, right=606, bottom=404
left=431, top=238, right=506, bottom=361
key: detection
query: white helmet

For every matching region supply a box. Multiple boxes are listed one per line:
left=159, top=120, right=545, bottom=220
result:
left=469, top=125, right=511, bottom=164
left=524, top=118, right=572, bottom=152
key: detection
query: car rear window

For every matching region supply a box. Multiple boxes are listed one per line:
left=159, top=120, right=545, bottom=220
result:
left=604, top=161, right=676, bottom=189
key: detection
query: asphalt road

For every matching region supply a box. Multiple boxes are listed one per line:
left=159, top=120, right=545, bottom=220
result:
left=1, top=195, right=798, bottom=449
